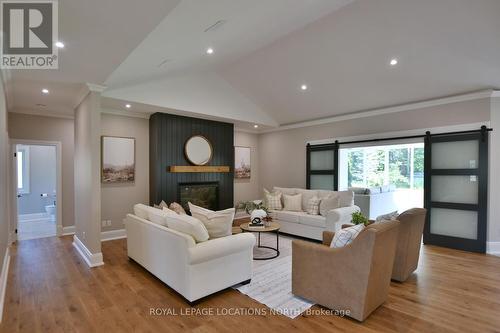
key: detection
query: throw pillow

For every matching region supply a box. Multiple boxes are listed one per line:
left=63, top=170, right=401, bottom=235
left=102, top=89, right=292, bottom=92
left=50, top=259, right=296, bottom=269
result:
left=148, top=207, right=176, bottom=226
left=133, top=203, right=150, bottom=220
left=330, top=224, right=365, bottom=248
left=264, top=188, right=282, bottom=210
left=375, top=211, right=399, bottom=223
left=319, top=195, right=340, bottom=216
left=153, top=200, right=169, bottom=210
left=306, top=196, right=320, bottom=215
left=169, top=202, right=187, bottom=214
left=188, top=202, right=235, bottom=239
left=283, top=194, right=302, bottom=211
left=164, top=209, right=209, bottom=242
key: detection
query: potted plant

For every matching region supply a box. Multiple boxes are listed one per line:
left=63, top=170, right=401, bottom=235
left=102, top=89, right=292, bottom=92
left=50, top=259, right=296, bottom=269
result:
left=351, top=211, right=370, bottom=226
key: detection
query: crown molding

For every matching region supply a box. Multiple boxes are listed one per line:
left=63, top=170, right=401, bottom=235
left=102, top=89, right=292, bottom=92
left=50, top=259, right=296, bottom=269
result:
left=101, top=108, right=151, bottom=119
left=86, top=83, right=107, bottom=92
left=8, top=108, right=74, bottom=120
left=262, top=89, right=496, bottom=134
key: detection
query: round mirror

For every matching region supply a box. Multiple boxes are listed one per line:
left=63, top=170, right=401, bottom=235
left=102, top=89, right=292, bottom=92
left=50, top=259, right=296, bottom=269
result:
left=185, top=135, right=213, bottom=165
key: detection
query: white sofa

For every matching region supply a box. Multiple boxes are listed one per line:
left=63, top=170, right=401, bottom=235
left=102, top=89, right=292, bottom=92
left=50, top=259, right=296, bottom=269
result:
left=267, top=187, right=360, bottom=241
left=125, top=205, right=255, bottom=304
left=350, top=185, right=398, bottom=220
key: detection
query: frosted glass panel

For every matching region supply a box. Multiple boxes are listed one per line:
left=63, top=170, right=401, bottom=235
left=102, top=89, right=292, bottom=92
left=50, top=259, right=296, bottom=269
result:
left=310, top=150, right=334, bottom=170
left=432, top=140, right=478, bottom=169
left=431, top=176, right=478, bottom=204
left=310, top=175, right=334, bottom=190
left=430, top=208, right=477, bottom=239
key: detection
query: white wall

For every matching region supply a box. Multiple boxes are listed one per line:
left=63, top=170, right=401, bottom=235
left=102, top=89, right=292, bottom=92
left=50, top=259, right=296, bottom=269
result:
left=101, top=114, right=149, bottom=231
left=234, top=131, right=260, bottom=204
left=0, top=75, right=9, bottom=267
left=488, top=96, right=500, bottom=245
left=74, top=91, right=101, bottom=254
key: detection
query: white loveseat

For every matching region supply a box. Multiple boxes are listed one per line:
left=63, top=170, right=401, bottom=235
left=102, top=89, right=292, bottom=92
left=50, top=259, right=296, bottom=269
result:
left=125, top=204, right=256, bottom=304
left=267, top=187, right=360, bottom=241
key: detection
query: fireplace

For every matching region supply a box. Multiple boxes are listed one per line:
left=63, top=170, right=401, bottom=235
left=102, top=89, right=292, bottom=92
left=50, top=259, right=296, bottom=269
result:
left=178, top=182, right=219, bottom=212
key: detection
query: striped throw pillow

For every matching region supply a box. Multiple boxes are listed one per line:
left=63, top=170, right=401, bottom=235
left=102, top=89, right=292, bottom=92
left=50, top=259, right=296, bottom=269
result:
left=264, top=189, right=282, bottom=210
left=330, top=224, right=365, bottom=248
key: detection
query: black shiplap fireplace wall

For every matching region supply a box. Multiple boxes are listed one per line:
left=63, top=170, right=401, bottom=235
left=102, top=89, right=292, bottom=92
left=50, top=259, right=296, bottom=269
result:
left=149, top=113, right=234, bottom=210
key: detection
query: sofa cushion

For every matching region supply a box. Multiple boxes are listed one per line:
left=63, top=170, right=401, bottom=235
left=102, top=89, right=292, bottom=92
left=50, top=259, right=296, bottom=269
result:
left=165, top=211, right=210, bottom=242
left=299, top=214, right=326, bottom=228
left=319, top=195, right=340, bottom=216
left=188, top=203, right=235, bottom=239
left=338, top=190, right=355, bottom=207
left=295, top=188, right=319, bottom=211
left=274, top=210, right=303, bottom=223
left=330, top=224, right=365, bottom=248
left=273, top=187, right=297, bottom=196
left=283, top=194, right=303, bottom=211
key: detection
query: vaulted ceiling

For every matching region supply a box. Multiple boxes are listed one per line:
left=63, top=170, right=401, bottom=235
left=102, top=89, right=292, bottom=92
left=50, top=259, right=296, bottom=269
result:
left=5, top=0, right=500, bottom=130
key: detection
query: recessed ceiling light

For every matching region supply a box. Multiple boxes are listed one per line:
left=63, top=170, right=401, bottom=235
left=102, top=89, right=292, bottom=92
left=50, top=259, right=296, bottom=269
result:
left=125, top=104, right=131, bottom=109
left=300, top=84, right=308, bottom=91
left=206, top=47, right=214, bottom=55
left=42, top=88, right=49, bottom=94
left=390, top=58, right=398, bottom=66
left=253, top=124, right=259, bottom=128
left=55, top=41, right=65, bottom=48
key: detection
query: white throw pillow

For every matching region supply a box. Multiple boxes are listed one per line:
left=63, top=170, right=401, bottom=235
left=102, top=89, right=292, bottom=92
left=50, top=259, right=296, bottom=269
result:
left=283, top=194, right=302, bottom=211
left=264, top=188, right=282, bottom=211
left=330, top=224, right=365, bottom=248
left=188, top=202, right=235, bottom=239
left=375, top=211, right=399, bottom=223
left=133, top=203, right=151, bottom=220
left=306, top=196, right=321, bottom=215
left=319, top=195, right=340, bottom=216
left=164, top=209, right=209, bottom=242
left=147, top=207, right=175, bottom=226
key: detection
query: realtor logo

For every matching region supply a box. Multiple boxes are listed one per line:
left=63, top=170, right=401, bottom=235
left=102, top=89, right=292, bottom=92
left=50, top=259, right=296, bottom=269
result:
left=1, top=0, right=58, bottom=69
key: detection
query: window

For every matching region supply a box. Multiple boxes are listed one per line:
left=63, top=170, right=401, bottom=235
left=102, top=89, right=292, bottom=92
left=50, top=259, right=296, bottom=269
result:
left=306, top=144, right=338, bottom=190
left=17, top=145, right=30, bottom=194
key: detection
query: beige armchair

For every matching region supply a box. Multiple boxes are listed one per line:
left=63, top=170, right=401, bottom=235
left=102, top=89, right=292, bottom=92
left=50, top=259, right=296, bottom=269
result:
left=391, top=208, right=427, bottom=282
left=292, top=220, right=400, bottom=322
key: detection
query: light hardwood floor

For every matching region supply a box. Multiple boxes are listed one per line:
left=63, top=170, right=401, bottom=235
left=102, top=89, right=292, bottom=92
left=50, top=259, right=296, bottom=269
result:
left=1, top=235, right=500, bottom=333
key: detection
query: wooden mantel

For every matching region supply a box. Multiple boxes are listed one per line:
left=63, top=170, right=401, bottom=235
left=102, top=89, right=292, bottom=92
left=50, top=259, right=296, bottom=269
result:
left=168, top=166, right=231, bottom=173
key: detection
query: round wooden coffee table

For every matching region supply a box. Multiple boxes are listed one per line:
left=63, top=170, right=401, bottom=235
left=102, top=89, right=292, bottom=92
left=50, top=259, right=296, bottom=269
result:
left=240, top=222, right=280, bottom=260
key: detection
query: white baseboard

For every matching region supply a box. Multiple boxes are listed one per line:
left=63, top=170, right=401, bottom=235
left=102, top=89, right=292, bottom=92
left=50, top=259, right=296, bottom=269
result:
left=0, top=247, right=11, bottom=323
left=101, top=229, right=127, bottom=242
left=72, top=235, right=104, bottom=268
left=62, top=225, right=76, bottom=236
left=18, top=212, right=49, bottom=221
left=8, top=231, right=16, bottom=245
left=487, top=242, right=500, bottom=256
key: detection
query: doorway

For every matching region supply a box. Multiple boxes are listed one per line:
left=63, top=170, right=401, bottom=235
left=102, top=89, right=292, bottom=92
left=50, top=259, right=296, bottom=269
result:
left=12, top=140, right=63, bottom=241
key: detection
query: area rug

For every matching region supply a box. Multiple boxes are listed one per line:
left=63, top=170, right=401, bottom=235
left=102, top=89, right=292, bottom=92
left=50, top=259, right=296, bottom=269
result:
left=234, top=234, right=315, bottom=319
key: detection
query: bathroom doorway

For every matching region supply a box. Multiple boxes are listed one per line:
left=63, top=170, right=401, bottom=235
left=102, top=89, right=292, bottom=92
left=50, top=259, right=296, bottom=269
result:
left=12, top=140, right=63, bottom=241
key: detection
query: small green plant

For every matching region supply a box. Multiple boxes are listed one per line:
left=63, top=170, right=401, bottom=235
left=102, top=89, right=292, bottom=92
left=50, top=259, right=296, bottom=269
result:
left=351, top=211, right=369, bottom=226
left=236, top=200, right=268, bottom=215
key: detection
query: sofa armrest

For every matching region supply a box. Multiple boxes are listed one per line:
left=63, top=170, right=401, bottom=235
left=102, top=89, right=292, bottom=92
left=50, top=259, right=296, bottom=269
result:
left=325, top=205, right=360, bottom=231
left=322, top=231, right=335, bottom=246
left=188, top=233, right=256, bottom=265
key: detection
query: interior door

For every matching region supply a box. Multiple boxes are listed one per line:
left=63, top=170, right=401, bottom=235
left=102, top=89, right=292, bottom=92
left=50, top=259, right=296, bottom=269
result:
left=423, top=130, right=488, bottom=253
